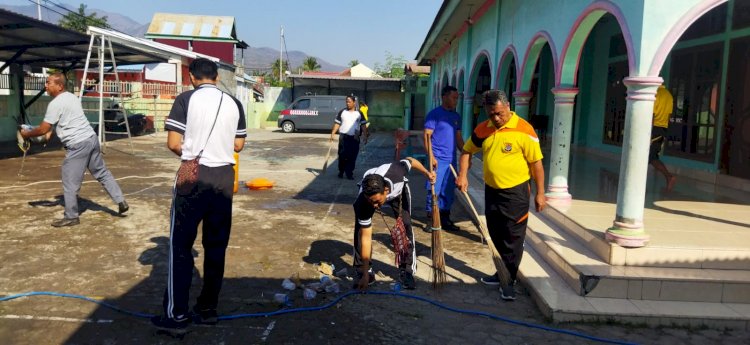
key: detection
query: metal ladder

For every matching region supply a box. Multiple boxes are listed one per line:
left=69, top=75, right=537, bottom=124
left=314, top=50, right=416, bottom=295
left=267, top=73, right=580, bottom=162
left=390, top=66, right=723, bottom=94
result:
left=78, top=32, right=134, bottom=154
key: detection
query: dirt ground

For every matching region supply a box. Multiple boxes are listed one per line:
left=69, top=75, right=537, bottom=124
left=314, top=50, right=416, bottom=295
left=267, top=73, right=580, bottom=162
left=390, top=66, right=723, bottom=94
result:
left=1, top=130, right=749, bottom=345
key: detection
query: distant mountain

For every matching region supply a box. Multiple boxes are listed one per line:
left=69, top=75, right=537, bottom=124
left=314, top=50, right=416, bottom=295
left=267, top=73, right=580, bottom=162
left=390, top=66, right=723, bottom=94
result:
left=0, top=3, right=346, bottom=72
left=244, top=47, right=346, bottom=74
left=0, top=3, right=146, bottom=37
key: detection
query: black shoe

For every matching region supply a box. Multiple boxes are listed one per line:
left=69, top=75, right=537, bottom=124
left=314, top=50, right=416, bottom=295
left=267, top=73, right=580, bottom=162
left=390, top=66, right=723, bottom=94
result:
left=399, top=270, right=416, bottom=290
left=151, top=315, right=190, bottom=335
left=441, top=218, right=460, bottom=231
left=439, top=211, right=460, bottom=231
left=192, top=308, right=218, bottom=325
left=480, top=273, right=501, bottom=286
left=51, top=217, right=79, bottom=227
left=500, top=284, right=517, bottom=301
left=118, top=201, right=129, bottom=215
left=352, top=269, right=376, bottom=288
left=337, top=172, right=344, bottom=179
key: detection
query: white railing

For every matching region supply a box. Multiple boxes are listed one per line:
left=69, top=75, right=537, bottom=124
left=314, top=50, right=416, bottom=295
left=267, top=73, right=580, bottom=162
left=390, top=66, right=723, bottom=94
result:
left=141, top=82, right=192, bottom=97
left=0, top=74, right=47, bottom=90
left=72, top=80, right=192, bottom=98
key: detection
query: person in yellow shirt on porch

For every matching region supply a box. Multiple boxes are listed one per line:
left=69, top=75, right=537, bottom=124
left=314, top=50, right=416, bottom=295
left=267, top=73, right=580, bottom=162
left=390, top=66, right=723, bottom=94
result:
left=650, top=85, right=676, bottom=192
left=359, top=99, right=370, bottom=127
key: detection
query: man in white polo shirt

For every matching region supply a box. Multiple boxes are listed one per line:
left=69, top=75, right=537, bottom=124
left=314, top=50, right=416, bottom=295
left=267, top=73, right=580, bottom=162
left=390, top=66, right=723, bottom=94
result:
left=329, top=95, right=368, bottom=179
left=20, top=72, right=128, bottom=227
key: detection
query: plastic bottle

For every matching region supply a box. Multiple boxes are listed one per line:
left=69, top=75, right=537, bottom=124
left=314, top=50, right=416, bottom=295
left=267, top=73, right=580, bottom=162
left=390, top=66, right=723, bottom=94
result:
left=324, top=283, right=340, bottom=294
left=390, top=282, right=402, bottom=292
left=273, top=293, right=290, bottom=306
left=281, top=278, right=296, bottom=290
left=303, top=287, right=317, bottom=300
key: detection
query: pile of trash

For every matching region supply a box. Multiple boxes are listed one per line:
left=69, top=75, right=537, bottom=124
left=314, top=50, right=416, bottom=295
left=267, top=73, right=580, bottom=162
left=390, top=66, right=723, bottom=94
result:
left=271, top=262, right=349, bottom=307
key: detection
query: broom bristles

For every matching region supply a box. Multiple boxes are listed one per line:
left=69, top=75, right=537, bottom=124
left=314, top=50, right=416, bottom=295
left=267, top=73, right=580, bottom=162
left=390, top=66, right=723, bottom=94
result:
left=431, top=186, right=447, bottom=288
left=321, top=141, right=334, bottom=173
left=448, top=164, right=512, bottom=287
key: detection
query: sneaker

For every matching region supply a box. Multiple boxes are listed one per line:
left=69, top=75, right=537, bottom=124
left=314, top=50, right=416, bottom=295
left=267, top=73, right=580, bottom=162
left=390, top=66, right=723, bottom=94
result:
left=51, top=217, right=79, bottom=227
left=480, top=274, right=501, bottom=286
left=399, top=270, right=416, bottom=290
left=500, top=284, right=516, bottom=301
left=352, top=269, right=376, bottom=288
left=192, top=308, right=218, bottom=325
left=118, top=201, right=129, bottom=215
left=151, top=315, right=190, bottom=335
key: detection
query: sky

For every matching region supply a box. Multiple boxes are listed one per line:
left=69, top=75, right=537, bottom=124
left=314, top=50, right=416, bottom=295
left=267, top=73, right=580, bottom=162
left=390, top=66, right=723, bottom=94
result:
left=3, top=0, right=443, bottom=69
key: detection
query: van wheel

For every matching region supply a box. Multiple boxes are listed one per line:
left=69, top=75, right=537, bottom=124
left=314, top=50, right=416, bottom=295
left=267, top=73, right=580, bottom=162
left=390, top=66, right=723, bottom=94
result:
left=281, top=121, right=295, bottom=133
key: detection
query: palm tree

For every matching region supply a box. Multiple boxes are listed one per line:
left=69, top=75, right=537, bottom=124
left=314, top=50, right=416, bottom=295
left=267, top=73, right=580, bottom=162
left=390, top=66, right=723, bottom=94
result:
left=302, top=57, right=321, bottom=71
left=271, top=59, right=290, bottom=80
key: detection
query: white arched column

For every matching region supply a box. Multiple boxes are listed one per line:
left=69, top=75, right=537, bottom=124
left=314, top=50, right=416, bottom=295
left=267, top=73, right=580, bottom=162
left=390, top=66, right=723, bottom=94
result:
left=605, top=76, right=662, bottom=248
left=546, top=87, right=579, bottom=203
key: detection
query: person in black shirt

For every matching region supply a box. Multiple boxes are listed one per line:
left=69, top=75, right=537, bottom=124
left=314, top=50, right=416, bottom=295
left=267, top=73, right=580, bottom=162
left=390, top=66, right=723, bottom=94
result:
left=353, top=157, right=435, bottom=290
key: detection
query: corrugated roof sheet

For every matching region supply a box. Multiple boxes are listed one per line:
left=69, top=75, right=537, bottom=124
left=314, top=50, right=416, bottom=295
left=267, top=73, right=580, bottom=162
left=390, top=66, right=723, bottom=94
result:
left=405, top=63, right=430, bottom=74
left=0, top=9, right=218, bottom=70
left=146, top=13, right=238, bottom=42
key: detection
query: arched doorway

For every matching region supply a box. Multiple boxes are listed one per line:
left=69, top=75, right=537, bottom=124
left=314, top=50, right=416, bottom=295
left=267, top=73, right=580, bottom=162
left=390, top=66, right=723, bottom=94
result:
left=497, top=47, right=518, bottom=111
left=527, top=43, right=555, bottom=138
left=468, top=53, right=492, bottom=129
left=656, top=1, right=745, bottom=178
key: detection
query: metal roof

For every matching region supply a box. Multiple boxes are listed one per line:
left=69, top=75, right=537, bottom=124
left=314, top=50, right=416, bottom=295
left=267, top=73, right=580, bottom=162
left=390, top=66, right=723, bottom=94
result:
left=88, top=26, right=221, bottom=64
left=146, top=13, right=239, bottom=42
left=415, top=0, right=477, bottom=65
left=0, top=9, right=202, bottom=70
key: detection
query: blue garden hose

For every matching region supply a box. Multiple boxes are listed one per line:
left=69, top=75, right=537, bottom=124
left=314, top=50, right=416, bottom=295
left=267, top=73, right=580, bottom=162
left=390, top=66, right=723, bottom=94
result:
left=0, top=290, right=637, bottom=345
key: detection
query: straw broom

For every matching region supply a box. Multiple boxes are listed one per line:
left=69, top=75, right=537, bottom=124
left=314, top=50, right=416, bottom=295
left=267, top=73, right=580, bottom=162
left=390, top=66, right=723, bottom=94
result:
left=428, top=150, right=447, bottom=288
left=449, top=164, right=512, bottom=287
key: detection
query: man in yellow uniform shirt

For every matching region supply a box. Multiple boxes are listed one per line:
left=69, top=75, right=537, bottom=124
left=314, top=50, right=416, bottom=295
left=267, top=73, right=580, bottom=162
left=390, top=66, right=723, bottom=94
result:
left=650, top=85, right=676, bottom=192
left=456, top=89, right=546, bottom=301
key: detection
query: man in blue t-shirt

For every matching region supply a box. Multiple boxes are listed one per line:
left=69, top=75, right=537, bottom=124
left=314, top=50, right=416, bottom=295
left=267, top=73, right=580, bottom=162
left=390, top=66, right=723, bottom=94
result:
left=423, top=85, right=464, bottom=231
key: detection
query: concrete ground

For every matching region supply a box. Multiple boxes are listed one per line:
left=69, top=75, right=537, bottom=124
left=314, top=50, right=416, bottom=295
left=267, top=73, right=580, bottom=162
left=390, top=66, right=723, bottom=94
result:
left=1, top=129, right=749, bottom=344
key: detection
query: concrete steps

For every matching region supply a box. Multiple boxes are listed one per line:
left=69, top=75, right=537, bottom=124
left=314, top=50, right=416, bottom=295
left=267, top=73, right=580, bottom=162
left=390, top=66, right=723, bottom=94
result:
left=520, top=244, right=750, bottom=329
left=456, top=156, right=750, bottom=329
left=542, top=201, right=750, bottom=270
left=526, top=212, right=750, bottom=303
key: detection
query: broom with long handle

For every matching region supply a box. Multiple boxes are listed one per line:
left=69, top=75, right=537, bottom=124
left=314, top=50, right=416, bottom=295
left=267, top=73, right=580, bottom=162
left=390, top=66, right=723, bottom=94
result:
left=321, top=140, right=335, bottom=173
left=449, top=164, right=512, bottom=287
left=428, top=145, right=447, bottom=288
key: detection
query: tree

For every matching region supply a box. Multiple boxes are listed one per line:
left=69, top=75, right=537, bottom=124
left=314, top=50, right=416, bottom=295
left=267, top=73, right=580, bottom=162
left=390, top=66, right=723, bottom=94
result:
left=348, top=59, right=359, bottom=67
left=302, top=57, right=321, bottom=72
left=374, top=51, right=406, bottom=79
left=269, top=59, right=291, bottom=87
left=59, top=4, right=109, bottom=33
left=270, top=59, right=290, bottom=79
